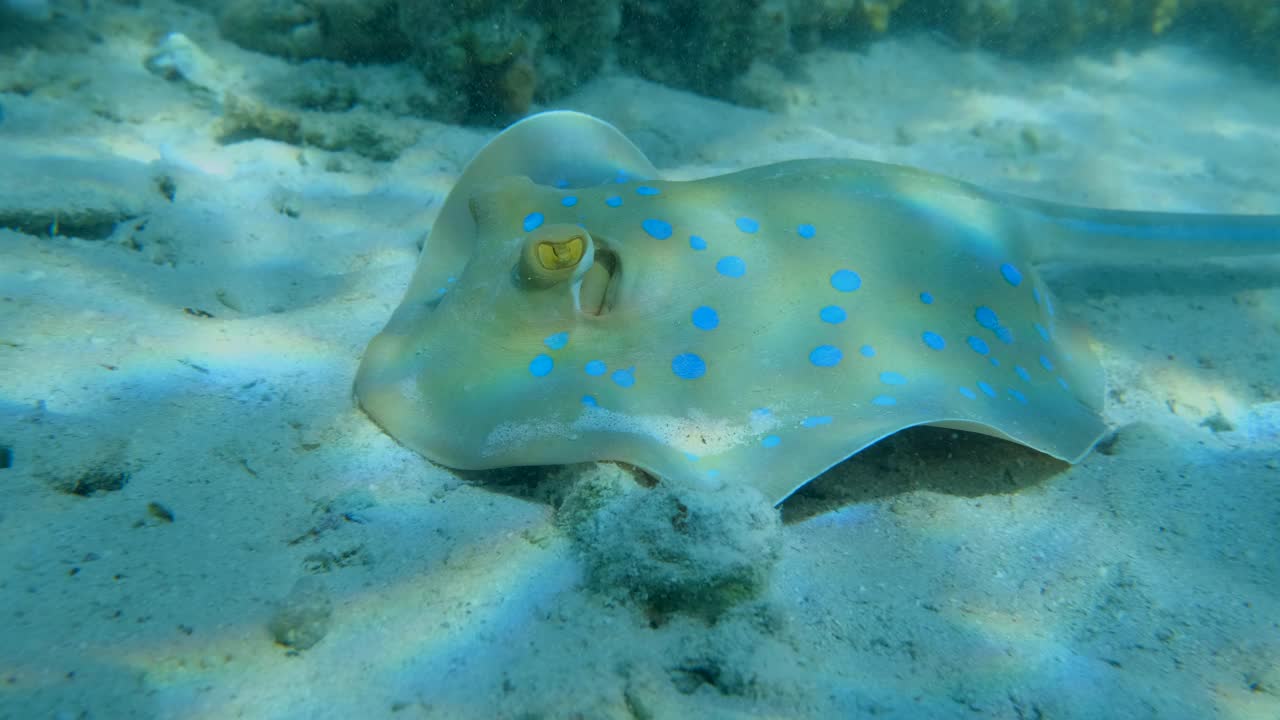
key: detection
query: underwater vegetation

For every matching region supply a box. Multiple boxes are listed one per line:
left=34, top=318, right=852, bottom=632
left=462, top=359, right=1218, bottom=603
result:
left=196, top=0, right=1280, bottom=123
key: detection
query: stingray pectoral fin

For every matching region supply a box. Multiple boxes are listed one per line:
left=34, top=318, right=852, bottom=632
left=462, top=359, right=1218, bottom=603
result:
left=927, top=417, right=1106, bottom=464
left=472, top=111, right=658, bottom=189
left=352, top=329, right=427, bottom=453
left=753, top=404, right=1110, bottom=506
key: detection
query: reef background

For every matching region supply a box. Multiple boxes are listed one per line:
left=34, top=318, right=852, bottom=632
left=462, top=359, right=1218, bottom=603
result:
left=1, top=1, right=1279, bottom=718
left=202, top=0, right=1280, bottom=125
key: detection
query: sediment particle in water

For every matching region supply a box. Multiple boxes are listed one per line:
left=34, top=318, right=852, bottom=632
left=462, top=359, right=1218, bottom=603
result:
left=268, top=577, right=332, bottom=650
left=147, top=502, right=175, bottom=523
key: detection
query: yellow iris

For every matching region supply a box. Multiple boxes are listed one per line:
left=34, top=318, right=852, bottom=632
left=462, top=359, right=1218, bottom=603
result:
left=517, top=224, right=594, bottom=289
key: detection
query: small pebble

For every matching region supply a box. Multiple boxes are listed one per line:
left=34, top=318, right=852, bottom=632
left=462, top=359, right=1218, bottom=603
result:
left=268, top=577, right=332, bottom=650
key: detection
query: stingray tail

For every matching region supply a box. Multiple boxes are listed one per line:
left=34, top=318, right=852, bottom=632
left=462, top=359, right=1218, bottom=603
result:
left=1004, top=193, right=1280, bottom=264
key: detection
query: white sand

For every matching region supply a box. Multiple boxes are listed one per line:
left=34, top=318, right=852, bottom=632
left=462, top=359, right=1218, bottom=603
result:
left=1, top=3, right=1278, bottom=719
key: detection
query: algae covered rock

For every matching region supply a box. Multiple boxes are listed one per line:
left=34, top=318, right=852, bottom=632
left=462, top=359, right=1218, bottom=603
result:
left=203, top=0, right=1280, bottom=123
left=557, top=464, right=782, bottom=619
left=397, top=0, right=620, bottom=124
left=1213, top=0, right=1280, bottom=72
left=615, top=0, right=789, bottom=99
left=217, top=0, right=408, bottom=62
left=909, top=0, right=1174, bottom=56
left=788, top=0, right=909, bottom=49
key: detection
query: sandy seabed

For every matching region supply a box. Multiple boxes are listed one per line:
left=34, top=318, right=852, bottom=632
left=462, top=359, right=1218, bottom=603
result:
left=1, top=2, right=1278, bottom=719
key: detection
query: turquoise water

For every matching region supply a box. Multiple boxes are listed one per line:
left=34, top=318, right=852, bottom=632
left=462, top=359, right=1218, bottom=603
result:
left=1, top=2, right=1278, bottom=718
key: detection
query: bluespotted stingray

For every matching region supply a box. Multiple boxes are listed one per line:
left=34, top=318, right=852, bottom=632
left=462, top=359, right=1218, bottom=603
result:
left=355, top=111, right=1280, bottom=504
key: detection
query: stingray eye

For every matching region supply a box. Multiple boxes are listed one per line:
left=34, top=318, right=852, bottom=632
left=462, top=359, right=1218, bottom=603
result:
left=535, top=233, right=585, bottom=270
left=516, top=224, right=594, bottom=289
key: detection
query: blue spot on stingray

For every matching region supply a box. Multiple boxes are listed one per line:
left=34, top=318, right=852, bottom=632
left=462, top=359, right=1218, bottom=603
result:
left=819, top=305, right=847, bottom=324
left=611, top=367, right=635, bottom=387
left=1000, top=262, right=1023, bottom=287
left=1015, top=365, right=1031, bottom=382
left=762, top=435, right=781, bottom=448
left=447, top=276, right=456, bottom=283
left=544, top=331, right=569, bottom=350
left=642, top=218, right=673, bottom=240
left=1032, top=287, right=1042, bottom=306
left=636, top=186, right=660, bottom=196
left=585, top=360, right=606, bottom=376
left=689, top=235, right=707, bottom=251
left=1035, top=323, right=1050, bottom=342
left=797, top=223, right=816, bottom=239
left=716, top=256, right=746, bottom=278
left=922, top=331, right=945, bottom=351
left=920, top=291, right=934, bottom=305
left=706, top=469, right=721, bottom=479
left=523, top=212, right=545, bottom=232
left=735, top=217, right=760, bottom=233
left=529, top=354, right=553, bottom=377
left=691, top=306, right=720, bottom=330
left=561, top=196, right=578, bottom=207
left=750, top=408, right=772, bottom=421
left=684, top=452, right=699, bottom=462
left=978, top=380, right=996, bottom=398
left=860, top=344, right=876, bottom=358
left=872, top=395, right=897, bottom=407
left=809, top=345, right=843, bottom=367
left=1009, top=388, right=1029, bottom=405
left=989, top=357, right=1001, bottom=367
left=553, top=178, right=569, bottom=189
left=613, top=170, right=629, bottom=183
left=966, top=336, right=990, bottom=355
left=1039, top=354, right=1054, bottom=371
left=581, top=395, right=597, bottom=407
left=959, top=386, right=977, bottom=399
left=879, top=371, right=907, bottom=386
left=831, top=269, right=862, bottom=292
left=995, top=326, right=1014, bottom=345
left=605, top=195, right=622, bottom=208
left=801, top=416, right=833, bottom=428
left=671, top=353, right=706, bottom=379
left=975, top=306, right=999, bottom=329
left=1057, top=377, right=1070, bottom=390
